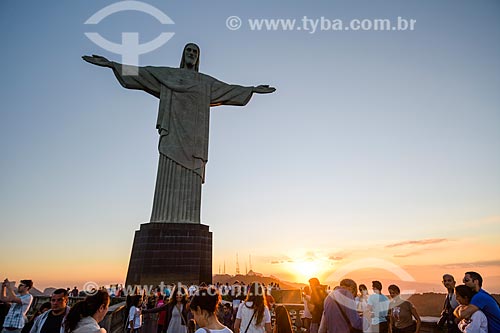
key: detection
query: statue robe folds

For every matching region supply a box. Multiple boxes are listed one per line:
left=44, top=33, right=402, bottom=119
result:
left=110, top=63, right=254, bottom=223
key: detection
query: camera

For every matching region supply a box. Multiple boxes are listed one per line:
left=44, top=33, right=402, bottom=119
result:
left=437, top=310, right=454, bottom=328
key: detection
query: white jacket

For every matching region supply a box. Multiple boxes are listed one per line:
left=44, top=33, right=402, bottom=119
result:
left=72, top=316, right=106, bottom=333
left=30, top=307, right=70, bottom=333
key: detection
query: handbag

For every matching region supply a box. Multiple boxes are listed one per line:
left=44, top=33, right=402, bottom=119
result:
left=437, top=295, right=455, bottom=329
left=334, top=299, right=363, bottom=333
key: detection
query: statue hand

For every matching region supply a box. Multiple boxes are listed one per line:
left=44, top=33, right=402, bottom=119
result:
left=82, top=54, right=112, bottom=67
left=253, top=85, right=276, bottom=94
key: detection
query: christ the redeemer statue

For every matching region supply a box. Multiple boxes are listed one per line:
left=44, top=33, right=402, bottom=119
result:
left=83, top=43, right=275, bottom=223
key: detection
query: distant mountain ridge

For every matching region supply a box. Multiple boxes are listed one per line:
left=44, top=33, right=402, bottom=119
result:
left=213, top=271, right=304, bottom=289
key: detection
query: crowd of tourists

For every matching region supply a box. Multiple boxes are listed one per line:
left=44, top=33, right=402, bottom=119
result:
left=299, top=272, right=499, bottom=333
left=1, top=271, right=499, bottom=333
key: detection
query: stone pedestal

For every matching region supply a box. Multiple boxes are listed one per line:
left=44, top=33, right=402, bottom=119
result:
left=125, top=223, right=212, bottom=287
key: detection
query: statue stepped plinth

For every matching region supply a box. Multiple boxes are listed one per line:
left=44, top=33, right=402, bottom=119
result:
left=125, top=223, right=212, bottom=287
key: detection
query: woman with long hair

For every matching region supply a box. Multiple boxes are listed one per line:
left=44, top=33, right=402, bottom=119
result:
left=455, top=285, right=487, bottom=333
left=234, top=282, right=271, bottom=333
left=64, top=290, right=109, bottom=333
left=190, top=287, right=232, bottom=333
left=145, top=286, right=189, bottom=333
left=128, top=295, right=143, bottom=333
left=273, top=305, right=292, bottom=333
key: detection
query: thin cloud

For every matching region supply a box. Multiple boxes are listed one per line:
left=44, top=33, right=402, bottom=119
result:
left=268, top=255, right=293, bottom=264
left=386, top=238, right=448, bottom=248
left=260, top=255, right=292, bottom=264
left=441, top=259, right=500, bottom=269
left=328, top=251, right=349, bottom=261
left=394, top=251, right=423, bottom=258
left=403, top=260, right=500, bottom=272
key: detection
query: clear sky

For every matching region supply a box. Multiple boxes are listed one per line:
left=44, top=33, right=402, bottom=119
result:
left=1, top=0, right=499, bottom=292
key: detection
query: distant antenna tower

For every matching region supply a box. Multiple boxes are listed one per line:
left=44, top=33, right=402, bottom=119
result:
left=245, top=262, right=248, bottom=275
left=249, top=254, right=253, bottom=271
left=236, top=253, right=240, bottom=274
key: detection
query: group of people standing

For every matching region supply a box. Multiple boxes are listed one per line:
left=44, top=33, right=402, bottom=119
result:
left=3, top=273, right=500, bottom=333
left=1, top=278, right=109, bottom=333
left=126, top=282, right=276, bottom=333
left=301, top=277, right=421, bottom=333
left=300, top=272, right=500, bottom=333
left=438, top=272, right=500, bottom=333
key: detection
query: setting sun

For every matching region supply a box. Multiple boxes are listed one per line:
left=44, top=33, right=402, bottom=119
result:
left=290, top=260, right=324, bottom=282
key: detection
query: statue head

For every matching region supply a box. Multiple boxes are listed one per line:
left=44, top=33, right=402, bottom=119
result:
left=180, top=43, right=200, bottom=72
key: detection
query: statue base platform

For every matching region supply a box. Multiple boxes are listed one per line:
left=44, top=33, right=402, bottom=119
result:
left=125, top=222, right=212, bottom=287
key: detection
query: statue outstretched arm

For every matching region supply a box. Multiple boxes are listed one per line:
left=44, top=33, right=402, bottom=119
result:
left=210, top=79, right=276, bottom=106
left=82, top=54, right=112, bottom=68
left=82, top=55, right=160, bottom=97
left=252, top=85, right=276, bottom=94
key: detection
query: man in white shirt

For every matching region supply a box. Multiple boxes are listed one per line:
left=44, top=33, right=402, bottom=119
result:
left=29, top=289, right=70, bottom=333
left=1, top=279, right=34, bottom=333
